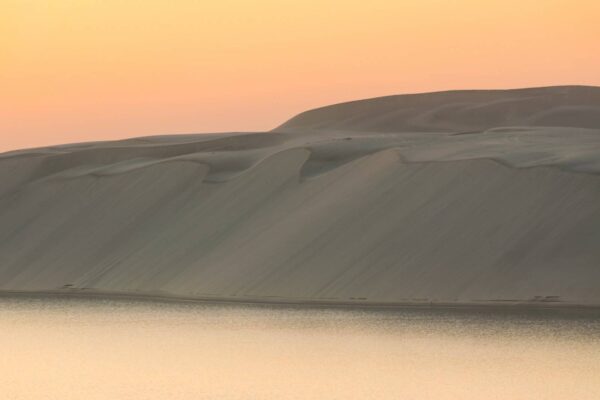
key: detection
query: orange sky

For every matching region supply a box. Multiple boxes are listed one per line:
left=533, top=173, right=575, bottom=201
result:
left=2, top=0, right=600, bottom=152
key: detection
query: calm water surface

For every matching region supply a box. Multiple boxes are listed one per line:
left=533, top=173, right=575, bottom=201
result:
left=1, top=296, right=600, bottom=399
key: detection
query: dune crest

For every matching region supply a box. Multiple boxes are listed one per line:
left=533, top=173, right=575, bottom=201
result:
left=277, top=85, right=600, bottom=132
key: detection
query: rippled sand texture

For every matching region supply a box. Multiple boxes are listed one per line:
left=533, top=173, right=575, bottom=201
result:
left=1, top=86, right=600, bottom=305
left=1, top=297, right=600, bottom=400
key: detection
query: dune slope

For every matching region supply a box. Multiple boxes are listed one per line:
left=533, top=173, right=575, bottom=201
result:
left=1, top=86, right=600, bottom=306
left=277, top=85, right=600, bottom=133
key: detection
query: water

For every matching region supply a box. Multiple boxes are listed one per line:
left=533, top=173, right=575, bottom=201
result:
left=1, top=296, right=600, bottom=400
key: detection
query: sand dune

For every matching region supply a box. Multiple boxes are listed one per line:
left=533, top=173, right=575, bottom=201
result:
left=278, top=85, right=600, bottom=133
left=1, top=86, right=600, bottom=306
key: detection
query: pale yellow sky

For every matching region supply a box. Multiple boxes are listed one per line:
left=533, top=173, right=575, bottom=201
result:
left=2, top=0, right=600, bottom=152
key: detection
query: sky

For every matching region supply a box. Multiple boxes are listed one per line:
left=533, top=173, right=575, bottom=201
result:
left=2, top=0, right=600, bottom=152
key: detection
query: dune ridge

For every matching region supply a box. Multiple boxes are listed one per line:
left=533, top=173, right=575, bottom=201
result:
left=277, top=85, right=600, bottom=132
left=1, top=86, right=600, bottom=306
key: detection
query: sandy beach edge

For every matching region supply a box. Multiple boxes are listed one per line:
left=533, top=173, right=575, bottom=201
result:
left=2, top=289, right=600, bottom=317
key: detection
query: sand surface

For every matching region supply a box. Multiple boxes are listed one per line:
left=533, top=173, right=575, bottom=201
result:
left=1, top=86, right=600, bottom=306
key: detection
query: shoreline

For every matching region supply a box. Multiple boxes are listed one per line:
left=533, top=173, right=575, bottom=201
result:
left=2, top=289, right=600, bottom=317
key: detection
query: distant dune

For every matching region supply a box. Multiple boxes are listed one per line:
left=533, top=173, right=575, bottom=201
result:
left=1, top=86, right=600, bottom=307
left=278, top=85, right=600, bottom=133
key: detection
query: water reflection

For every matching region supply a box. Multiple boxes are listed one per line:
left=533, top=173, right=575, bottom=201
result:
left=2, top=296, right=600, bottom=399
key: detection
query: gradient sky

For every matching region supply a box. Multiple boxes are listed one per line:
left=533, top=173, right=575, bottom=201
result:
left=2, top=0, right=600, bottom=152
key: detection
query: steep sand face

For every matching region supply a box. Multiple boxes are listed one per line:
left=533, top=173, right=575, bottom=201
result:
left=1, top=86, right=600, bottom=305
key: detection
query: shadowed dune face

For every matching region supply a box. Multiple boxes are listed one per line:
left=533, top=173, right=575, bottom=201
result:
left=1, top=86, right=600, bottom=306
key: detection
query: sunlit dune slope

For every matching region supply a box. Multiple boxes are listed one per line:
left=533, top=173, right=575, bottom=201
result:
left=277, top=86, right=600, bottom=133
